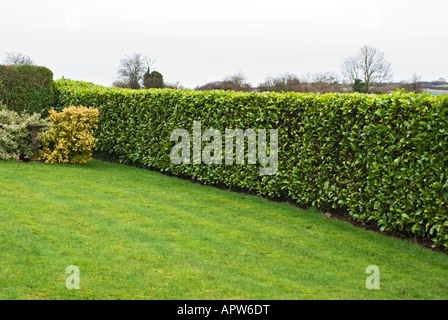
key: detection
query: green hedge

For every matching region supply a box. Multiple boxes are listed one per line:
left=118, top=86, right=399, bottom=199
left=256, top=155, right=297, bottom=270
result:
left=54, top=79, right=448, bottom=250
left=0, top=65, right=55, bottom=114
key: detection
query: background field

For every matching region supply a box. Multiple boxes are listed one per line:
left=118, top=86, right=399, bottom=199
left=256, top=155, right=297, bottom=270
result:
left=425, top=89, right=448, bottom=96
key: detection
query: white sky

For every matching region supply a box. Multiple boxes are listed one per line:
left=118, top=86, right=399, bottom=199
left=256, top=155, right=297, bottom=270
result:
left=1, top=0, right=447, bottom=89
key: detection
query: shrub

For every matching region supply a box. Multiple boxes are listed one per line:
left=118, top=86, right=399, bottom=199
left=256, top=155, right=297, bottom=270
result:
left=54, top=79, right=448, bottom=250
left=0, top=106, right=44, bottom=160
left=143, top=70, right=164, bottom=89
left=40, top=106, right=99, bottom=164
left=0, top=64, right=55, bottom=115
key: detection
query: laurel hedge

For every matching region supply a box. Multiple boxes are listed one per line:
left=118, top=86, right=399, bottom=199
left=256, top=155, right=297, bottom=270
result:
left=54, top=79, right=448, bottom=250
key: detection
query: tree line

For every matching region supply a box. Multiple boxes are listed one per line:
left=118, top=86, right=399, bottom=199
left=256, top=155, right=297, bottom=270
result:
left=111, top=46, right=427, bottom=94
left=3, top=46, right=445, bottom=94
left=112, top=53, right=184, bottom=90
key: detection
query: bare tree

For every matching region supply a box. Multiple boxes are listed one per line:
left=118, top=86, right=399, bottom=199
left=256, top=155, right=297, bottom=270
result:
left=258, top=72, right=342, bottom=93
left=3, top=52, right=35, bottom=65
left=164, top=81, right=185, bottom=89
left=111, top=80, right=129, bottom=88
left=221, top=71, right=252, bottom=92
left=340, top=56, right=360, bottom=90
left=195, top=81, right=223, bottom=91
left=341, top=45, right=392, bottom=93
left=308, top=72, right=342, bottom=93
left=258, top=73, right=304, bottom=92
left=113, top=53, right=150, bottom=89
left=398, top=73, right=423, bottom=93
left=195, top=71, right=252, bottom=92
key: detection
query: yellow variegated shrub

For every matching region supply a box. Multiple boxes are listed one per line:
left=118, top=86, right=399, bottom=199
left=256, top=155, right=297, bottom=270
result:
left=40, top=106, right=99, bottom=164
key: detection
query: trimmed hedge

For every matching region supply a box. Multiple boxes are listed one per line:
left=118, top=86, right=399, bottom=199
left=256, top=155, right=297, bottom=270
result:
left=54, top=79, right=448, bottom=250
left=0, top=65, right=55, bottom=114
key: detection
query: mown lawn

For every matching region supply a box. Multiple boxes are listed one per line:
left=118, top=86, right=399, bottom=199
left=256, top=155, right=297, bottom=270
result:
left=0, top=159, right=447, bottom=300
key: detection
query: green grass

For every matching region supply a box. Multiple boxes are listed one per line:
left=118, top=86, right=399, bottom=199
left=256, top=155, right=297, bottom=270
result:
left=0, top=159, right=447, bottom=300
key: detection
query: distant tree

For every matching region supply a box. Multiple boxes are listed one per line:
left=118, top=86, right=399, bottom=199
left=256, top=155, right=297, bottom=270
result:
left=143, top=70, right=164, bottom=89
left=408, top=73, right=423, bottom=93
left=221, top=71, right=252, bottom=92
left=164, top=81, right=185, bottom=89
left=113, top=53, right=149, bottom=89
left=258, top=72, right=342, bottom=93
left=3, top=52, right=35, bottom=65
left=341, top=45, right=392, bottom=93
left=195, top=71, right=252, bottom=92
left=308, top=72, right=342, bottom=93
left=258, top=73, right=304, bottom=92
left=195, top=81, right=225, bottom=91
left=111, top=80, right=129, bottom=89
left=393, top=73, right=423, bottom=93
left=352, top=79, right=367, bottom=93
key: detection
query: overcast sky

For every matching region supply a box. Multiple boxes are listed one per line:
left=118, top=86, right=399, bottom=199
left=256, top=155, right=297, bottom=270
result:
left=1, top=0, right=447, bottom=89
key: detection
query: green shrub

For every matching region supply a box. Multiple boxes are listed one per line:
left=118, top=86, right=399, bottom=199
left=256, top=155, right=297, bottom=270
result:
left=40, top=106, right=99, bottom=164
left=0, top=64, right=55, bottom=115
left=0, top=106, right=44, bottom=160
left=54, top=79, right=448, bottom=250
